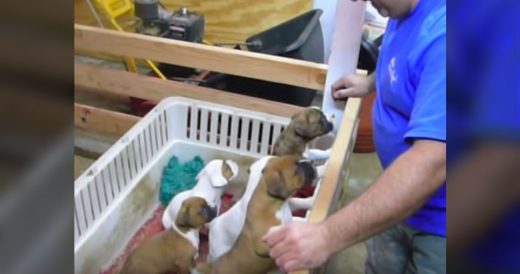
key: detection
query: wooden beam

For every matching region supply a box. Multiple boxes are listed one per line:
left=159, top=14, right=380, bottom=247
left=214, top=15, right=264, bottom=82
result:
left=75, top=62, right=303, bottom=117
left=284, top=101, right=362, bottom=274
left=288, top=99, right=361, bottom=274
left=74, top=24, right=328, bottom=90
left=287, top=103, right=361, bottom=274
left=307, top=98, right=362, bottom=222
left=75, top=103, right=139, bottom=137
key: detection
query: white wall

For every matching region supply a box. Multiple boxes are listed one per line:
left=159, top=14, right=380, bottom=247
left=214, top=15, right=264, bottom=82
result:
left=312, top=0, right=338, bottom=63
left=316, top=0, right=366, bottom=130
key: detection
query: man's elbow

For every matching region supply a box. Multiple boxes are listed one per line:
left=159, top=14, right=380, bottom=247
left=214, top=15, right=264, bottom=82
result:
left=412, top=139, right=446, bottom=187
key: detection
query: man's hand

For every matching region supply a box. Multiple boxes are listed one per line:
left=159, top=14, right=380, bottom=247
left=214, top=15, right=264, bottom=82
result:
left=331, top=73, right=375, bottom=100
left=263, top=223, right=332, bottom=272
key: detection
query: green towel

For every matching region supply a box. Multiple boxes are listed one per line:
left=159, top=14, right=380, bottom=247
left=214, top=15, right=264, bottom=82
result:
left=159, top=155, right=205, bottom=206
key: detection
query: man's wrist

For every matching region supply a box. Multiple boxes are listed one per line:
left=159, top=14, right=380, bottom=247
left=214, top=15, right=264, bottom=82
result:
left=319, top=221, right=338, bottom=257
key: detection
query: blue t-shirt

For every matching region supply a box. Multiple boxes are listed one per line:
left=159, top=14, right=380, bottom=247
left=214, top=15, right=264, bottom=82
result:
left=450, top=0, right=520, bottom=272
left=373, top=0, right=446, bottom=236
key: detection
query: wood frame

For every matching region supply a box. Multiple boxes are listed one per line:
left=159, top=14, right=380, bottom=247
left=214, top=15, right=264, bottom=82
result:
left=75, top=103, right=139, bottom=137
left=75, top=24, right=327, bottom=90
left=74, top=24, right=363, bottom=274
left=75, top=62, right=303, bottom=117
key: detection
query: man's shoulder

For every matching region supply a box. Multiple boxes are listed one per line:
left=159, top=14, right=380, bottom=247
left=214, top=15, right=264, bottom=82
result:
left=423, top=4, right=446, bottom=37
left=409, top=3, right=446, bottom=64
left=416, top=2, right=445, bottom=45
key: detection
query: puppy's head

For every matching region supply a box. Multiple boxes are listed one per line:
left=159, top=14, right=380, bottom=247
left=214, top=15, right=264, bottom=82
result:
left=198, top=159, right=239, bottom=188
left=262, top=156, right=317, bottom=200
left=175, top=197, right=217, bottom=230
left=290, top=107, right=334, bottom=140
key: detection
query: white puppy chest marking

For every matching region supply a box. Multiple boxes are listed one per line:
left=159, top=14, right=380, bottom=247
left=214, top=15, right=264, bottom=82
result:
left=161, top=159, right=239, bottom=253
left=207, top=156, right=274, bottom=261
left=163, top=159, right=238, bottom=229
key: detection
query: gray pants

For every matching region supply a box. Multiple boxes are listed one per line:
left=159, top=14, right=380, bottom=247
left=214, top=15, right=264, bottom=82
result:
left=365, top=224, right=446, bottom=274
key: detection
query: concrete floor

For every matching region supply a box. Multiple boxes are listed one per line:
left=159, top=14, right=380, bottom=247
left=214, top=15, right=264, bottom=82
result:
left=324, top=152, right=382, bottom=274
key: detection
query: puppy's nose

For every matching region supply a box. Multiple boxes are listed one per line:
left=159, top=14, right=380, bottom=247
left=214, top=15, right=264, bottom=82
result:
left=321, top=115, right=334, bottom=133
left=202, top=205, right=218, bottom=222
left=297, top=161, right=316, bottom=184
left=324, top=120, right=334, bottom=133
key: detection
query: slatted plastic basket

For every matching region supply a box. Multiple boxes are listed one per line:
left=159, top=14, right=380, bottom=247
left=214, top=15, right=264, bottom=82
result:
left=74, top=97, right=291, bottom=274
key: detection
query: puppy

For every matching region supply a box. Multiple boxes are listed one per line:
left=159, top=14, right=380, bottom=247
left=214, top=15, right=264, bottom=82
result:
left=272, top=107, right=334, bottom=157
left=119, top=197, right=217, bottom=274
left=272, top=107, right=333, bottom=218
left=197, top=156, right=316, bottom=274
left=207, top=156, right=274, bottom=262
left=163, top=159, right=239, bottom=229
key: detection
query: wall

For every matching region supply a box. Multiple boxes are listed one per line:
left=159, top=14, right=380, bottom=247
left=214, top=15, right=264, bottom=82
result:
left=75, top=0, right=312, bottom=43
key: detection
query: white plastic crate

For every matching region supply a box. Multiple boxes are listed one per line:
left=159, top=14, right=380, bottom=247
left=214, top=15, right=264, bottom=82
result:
left=74, top=97, right=291, bottom=274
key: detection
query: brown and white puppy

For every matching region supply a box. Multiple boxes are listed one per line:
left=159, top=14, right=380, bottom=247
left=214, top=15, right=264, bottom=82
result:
left=196, top=156, right=316, bottom=274
left=163, top=159, right=239, bottom=230
left=119, top=197, right=217, bottom=274
left=272, top=107, right=334, bottom=157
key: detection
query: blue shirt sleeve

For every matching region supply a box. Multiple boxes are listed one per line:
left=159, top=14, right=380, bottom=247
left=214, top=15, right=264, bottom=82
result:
left=404, top=35, right=447, bottom=143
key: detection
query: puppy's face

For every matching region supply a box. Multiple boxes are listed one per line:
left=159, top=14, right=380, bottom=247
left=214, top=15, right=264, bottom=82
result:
left=291, top=107, right=334, bottom=139
left=175, top=197, right=217, bottom=230
left=262, top=156, right=316, bottom=199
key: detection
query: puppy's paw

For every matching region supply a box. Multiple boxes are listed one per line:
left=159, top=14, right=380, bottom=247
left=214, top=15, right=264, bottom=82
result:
left=292, top=216, right=308, bottom=223
left=316, top=161, right=329, bottom=178
left=288, top=197, right=315, bottom=211
left=304, top=148, right=331, bottom=161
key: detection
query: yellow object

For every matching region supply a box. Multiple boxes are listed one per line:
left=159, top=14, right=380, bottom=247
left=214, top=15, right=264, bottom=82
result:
left=91, top=0, right=166, bottom=79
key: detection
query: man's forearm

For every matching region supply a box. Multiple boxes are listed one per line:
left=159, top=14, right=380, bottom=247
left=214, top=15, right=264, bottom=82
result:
left=322, top=140, right=446, bottom=255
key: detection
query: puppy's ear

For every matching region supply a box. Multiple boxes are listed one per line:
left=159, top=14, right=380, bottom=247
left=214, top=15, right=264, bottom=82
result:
left=292, top=112, right=312, bottom=138
left=293, top=121, right=310, bottom=137
left=175, top=204, right=192, bottom=228
left=207, top=160, right=229, bottom=187
left=222, top=160, right=238, bottom=181
left=266, top=171, right=289, bottom=199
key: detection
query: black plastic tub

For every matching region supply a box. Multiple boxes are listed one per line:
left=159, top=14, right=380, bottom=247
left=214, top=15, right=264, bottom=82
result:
left=204, top=9, right=324, bottom=106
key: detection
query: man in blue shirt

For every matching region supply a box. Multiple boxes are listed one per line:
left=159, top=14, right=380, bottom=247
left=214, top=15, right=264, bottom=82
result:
left=263, top=0, right=446, bottom=273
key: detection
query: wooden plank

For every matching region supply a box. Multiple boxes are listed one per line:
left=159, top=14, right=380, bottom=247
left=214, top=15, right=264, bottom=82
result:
left=75, top=62, right=303, bottom=117
left=288, top=98, right=361, bottom=274
left=75, top=24, right=327, bottom=90
left=75, top=103, right=139, bottom=137
left=74, top=0, right=312, bottom=43
left=308, top=98, right=362, bottom=222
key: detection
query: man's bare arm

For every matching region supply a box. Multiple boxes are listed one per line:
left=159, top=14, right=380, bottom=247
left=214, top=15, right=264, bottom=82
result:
left=323, top=139, right=446, bottom=255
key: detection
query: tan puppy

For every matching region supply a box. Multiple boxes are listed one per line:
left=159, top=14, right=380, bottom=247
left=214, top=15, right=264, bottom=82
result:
left=196, top=156, right=316, bottom=274
left=272, top=107, right=334, bottom=157
left=120, top=197, right=217, bottom=274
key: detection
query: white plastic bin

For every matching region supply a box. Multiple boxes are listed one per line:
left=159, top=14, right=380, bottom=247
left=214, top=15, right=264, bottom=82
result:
left=74, top=97, right=291, bottom=274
